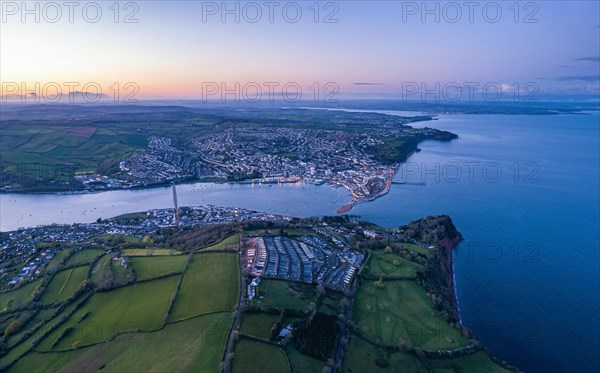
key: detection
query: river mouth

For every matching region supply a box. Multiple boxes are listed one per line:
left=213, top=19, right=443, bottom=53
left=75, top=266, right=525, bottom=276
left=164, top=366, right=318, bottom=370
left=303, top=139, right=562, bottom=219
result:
left=0, top=181, right=349, bottom=232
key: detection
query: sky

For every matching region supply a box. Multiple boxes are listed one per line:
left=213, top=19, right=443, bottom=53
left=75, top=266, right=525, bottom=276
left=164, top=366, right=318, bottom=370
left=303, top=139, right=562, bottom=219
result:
left=1, top=1, right=599, bottom=100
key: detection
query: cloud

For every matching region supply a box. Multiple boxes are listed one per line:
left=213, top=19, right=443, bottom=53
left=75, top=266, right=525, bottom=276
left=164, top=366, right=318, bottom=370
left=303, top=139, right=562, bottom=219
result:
left=352, top=82, right=385, bottom=86
left=573, top=56, right=600, bottom=63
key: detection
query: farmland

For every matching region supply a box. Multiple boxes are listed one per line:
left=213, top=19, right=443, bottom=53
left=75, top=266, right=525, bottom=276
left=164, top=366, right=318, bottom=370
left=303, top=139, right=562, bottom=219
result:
left=353, top=280, right=469, bottom=350
left=168, top=252, right=239, bottom=321
left=38, top=275, right=180, bottom=350
left=343, top=335, right=426, bottom=373
left=199, top=234, right=239, bottom=251
left=240, top=313, right=277, bottom=340
left=428, top=350, right=512, bottom=373
left=232, top=339, right=289, bottom=373
left=0, top=235, right=241, bottom=372
left=64, top=248, right=105, bottom=268
left=0, top=212, right=514, bottom=372
left=129, top=255, right=188, bottom=281
left=252, top=279, right=316, bottom=311
left=0, top=278, right=42, bottom=312
left=40, top=266, right=88, bottom=304
left=367, top=250, right=425, bottom=278
left=9, top=312, right=232, bottom=373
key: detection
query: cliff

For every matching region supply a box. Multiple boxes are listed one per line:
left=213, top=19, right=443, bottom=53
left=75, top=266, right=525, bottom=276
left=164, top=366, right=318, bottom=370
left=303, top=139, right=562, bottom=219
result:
left=400, top=215, right=463, bottom=322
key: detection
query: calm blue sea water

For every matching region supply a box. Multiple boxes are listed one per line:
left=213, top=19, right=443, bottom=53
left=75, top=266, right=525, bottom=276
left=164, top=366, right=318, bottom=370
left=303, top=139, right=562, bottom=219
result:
left=1, top=111, right=598, bottom=372
left=351, top=112, right=600, bottom=373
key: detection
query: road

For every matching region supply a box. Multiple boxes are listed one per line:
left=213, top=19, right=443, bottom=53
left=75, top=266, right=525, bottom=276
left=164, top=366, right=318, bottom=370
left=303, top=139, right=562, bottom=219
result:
left=332, top=276, right=359, bottom=372
left=222, top=232, right=244, bottom=373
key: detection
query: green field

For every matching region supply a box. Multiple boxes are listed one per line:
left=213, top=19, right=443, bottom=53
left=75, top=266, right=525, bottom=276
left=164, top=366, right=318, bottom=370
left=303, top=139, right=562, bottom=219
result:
left=401, top=243, right=435, bottom=258
left=0, top=294, right=89, bottom=368
left=64, top=248, right=105, bottom=267
left=169, top=253, right=239, bottom=321
left=122, top=248, right=182, bottom=256
left=0, top=121, right=148, bottom=189
left=45, top=249, right=74, bottom=272
left=110, top=259, right=131, bottom=286
left=40, top=266, right=88, bottom=304
left=342, top=334, right=426, bottom=373
left=288, top=347, right=325, bottom=373
left=367, top=250, right=425, bottom=277
left=38, top=275, right=180, bottom=350
left=253, top=279, right=316, bottom=311
left=240, top=313, right=277, bottom=340
left=199, top=234, right=239, bottom=251
left=353, top=280, right=468, bottom=350
left=0, top=278, right=42, bottom=312
left=9, top=312, right=232, bottom=373
left=89, top=255, right=112, bottom=289
left=6, top=307, right=57, bottom=348
left=428, top=351, right=512, bottom=373
left=130, top=255, right=188, bottom=281
left=232, top=339, right=289, bottom=373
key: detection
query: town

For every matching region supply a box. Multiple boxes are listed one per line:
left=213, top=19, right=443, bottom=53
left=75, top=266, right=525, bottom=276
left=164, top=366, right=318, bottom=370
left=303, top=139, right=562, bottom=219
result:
left=1, top=204, right=376, bottom=294
left=115, top=121, right=456, bottom=209
left=0, top=205, right=291, bottom=291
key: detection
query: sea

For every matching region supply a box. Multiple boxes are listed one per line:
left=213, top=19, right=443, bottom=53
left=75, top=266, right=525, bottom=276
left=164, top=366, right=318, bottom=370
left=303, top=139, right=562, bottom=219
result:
left=1, top=110, right=598, bottom=372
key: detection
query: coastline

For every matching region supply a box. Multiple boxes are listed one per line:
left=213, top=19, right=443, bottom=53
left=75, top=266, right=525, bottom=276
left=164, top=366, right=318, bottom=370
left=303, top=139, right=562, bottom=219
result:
left=438, top=233, right=463, bottom=322
left=335, top=164, right=397, bottom=214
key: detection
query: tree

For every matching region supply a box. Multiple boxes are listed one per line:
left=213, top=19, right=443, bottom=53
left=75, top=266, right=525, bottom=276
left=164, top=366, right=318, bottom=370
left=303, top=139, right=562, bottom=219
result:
left=4, top=321, right=20, bottom=337
left=374, top=275, right=385, bottom=289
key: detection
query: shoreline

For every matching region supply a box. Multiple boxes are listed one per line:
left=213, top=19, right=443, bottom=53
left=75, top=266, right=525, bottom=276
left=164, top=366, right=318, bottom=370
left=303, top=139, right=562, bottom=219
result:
left=438, top=233, right=463, bottom=322
left=335, top=164, right=397, bottom=214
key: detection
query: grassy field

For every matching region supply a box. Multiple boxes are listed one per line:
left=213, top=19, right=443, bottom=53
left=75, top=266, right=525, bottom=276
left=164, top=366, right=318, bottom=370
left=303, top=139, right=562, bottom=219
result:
left=169, top=253, right=239, bottom=321
left=122, top=248, right=182, bottom=256
left=253, top=279, right=316, bottom=311
left=9, top=312, right=232, bottom=373
left=401, top=243, right=435, bottom=257
left=367, top=250, right=425, bottom=278
left=110, top=260, right=131, bottom=286
left=342, top=334, right=426, bottom=373
left=0, top=121, right=146, bottom=187
left=199, top=234, right=238, bottom=251
left=129, top=255, right=188, bottom=281
left=95, top=234, right=141, bottom=245
left=239, top=313, right=277, bottom=340
left=287, top=347, right=325, bottom=373
left=232, top=339, right=289, bottom=373
left=353, top=280, right=468, bottom=350
left=38, top=275, right=180, bottom=350
left=89, top=255, right=112, bottom=289
left=428, top=351, right=512, bottom=373
left=0, top=278, right=42, bottom=312
left=0, top=294, right=88, bottom=368
left=40, top=266, right=88, bottom=304
left=45, top=249, right=74, bottom=272
left=64, top=248, right=105, bottom=267
left=6, top=307, right=57, bottom=347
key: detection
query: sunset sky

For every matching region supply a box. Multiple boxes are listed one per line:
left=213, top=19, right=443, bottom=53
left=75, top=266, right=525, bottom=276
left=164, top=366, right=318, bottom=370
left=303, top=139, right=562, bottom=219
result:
left=1, top=1, right=599, bottom=99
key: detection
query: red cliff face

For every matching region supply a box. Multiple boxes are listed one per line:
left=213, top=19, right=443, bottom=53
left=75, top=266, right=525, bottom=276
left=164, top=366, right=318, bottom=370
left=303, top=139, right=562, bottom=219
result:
left=400, top=215, right=463, bottom=321
left=438, top=234, right=463, bottom=321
